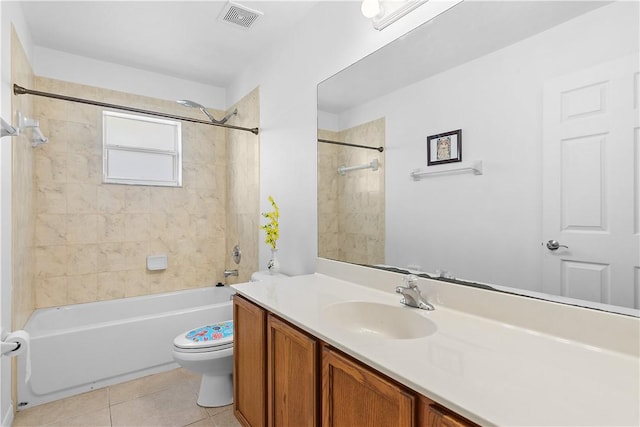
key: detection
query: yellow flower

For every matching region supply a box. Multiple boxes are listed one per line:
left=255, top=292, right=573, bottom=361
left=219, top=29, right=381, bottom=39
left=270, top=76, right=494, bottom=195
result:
left=260, top=196, right=279, bottom=249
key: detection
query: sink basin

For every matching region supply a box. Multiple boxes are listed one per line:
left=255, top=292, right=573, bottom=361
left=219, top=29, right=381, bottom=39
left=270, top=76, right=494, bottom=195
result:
left=322, top=301, right=437, bottom=340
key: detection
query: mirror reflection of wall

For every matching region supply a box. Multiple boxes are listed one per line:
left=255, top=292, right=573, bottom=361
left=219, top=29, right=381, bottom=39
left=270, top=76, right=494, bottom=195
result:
left=317, top=1, right=639, bottom=315
left=318, top=118, right=385, bottom=266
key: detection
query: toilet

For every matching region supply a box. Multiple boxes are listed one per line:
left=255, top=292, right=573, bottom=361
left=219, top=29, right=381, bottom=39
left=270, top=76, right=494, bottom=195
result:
left=173, top=272, right=287, bottom=407
left=172, top=321, right=234, bottom=407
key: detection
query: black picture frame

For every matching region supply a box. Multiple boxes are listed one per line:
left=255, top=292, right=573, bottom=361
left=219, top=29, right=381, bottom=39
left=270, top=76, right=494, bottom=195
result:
left=427, top=129, right=462, bottom=166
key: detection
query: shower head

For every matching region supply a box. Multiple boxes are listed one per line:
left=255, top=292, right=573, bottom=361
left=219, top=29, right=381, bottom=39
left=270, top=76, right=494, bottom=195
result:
left=176, top=100, right=238, bottom=124
left=176, top=99, right=204, bottom=109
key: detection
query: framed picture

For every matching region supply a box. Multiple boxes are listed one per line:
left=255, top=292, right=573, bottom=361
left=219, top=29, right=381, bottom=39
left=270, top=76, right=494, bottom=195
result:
left=427, top=129, right=462, bottom=166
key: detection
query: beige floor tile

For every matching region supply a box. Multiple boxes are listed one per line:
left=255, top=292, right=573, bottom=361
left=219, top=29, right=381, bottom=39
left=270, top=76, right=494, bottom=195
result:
left=110, top=381, right=208, bottom=427
left=204, top=404, right=232, bottom=418
left=47, top=407, right=111, bottom=427
left=13, top=389, right=109, bottom=426
left=184, top=416, right=216, bottom=427
left=109, top=368, right=194, bottom=405
left=210, top=407, right=241, bottom=427
left=13, top=403, right=63, bottom=426
left=61, top=388, right=110, bottom=414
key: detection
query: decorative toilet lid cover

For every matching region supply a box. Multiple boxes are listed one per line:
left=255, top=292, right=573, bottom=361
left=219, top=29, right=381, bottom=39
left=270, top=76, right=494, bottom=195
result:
left=187, top=321, right=233, bottom=342
left=174, top=321, right=233, bottom=350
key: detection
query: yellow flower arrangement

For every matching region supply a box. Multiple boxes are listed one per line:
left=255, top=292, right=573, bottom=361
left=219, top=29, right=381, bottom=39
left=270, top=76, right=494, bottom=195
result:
left=260, top=196, right=279, bottom=249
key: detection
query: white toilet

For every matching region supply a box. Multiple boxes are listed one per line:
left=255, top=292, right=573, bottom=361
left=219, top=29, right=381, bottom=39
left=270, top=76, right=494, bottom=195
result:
left=173, top=272, right=286, bottom=407
left=172, top=321, right=234, bottom=407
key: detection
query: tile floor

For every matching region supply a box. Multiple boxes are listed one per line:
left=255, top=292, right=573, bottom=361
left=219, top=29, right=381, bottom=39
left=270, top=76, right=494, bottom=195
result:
left=12, top=368, right=241, bottom=427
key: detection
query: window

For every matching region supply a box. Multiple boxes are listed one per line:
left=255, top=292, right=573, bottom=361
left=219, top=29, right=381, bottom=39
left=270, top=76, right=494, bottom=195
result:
left=102, top=111, right=182, bottom=187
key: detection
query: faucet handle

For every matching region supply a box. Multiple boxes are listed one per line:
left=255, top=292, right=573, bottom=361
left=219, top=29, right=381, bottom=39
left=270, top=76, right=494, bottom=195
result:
left=403, top=274, right=419, bottom=289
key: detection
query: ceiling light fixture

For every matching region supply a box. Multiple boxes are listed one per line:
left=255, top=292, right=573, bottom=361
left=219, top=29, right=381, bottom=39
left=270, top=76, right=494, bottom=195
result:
left=362, top=0, right=428, bottom=30
left=361, top=0, right=384, bottom=19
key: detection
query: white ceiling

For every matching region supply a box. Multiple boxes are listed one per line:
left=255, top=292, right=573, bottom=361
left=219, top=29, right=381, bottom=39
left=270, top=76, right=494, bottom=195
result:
left=19, top=1, right=321, bottom=88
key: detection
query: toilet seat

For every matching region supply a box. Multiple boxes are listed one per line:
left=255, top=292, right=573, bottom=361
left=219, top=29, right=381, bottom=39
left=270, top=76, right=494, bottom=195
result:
left=173, top=321, right=233, bottom=353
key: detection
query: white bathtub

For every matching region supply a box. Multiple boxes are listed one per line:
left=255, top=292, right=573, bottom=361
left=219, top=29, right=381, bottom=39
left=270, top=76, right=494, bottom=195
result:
left=17, top=286, right=234, bottom=409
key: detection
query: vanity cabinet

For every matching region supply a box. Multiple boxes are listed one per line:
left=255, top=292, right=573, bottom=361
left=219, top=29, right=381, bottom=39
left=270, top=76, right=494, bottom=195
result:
left=234, top=295, right=318, bottom=427
left=233, top=295, right=475, bottom=427
left=267, top=315, right=319, bottom=426
left=233, top=295, right=267, bottom=427
left=418, top=396, right=474, bottom=427
left=322, top=346, right=415, bottom=427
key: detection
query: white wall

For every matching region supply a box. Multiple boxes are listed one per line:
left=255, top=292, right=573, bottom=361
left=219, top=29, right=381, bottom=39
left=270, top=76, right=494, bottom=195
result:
left=33, top=47, right=226, bottom=108
left=325, top=2, right=638, bottom=291
left=227, top=0, right=461, bottom=275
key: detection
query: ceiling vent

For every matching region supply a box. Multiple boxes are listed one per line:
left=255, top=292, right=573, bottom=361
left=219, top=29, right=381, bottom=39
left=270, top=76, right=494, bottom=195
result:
left=218, top=2, right=263, bottom=30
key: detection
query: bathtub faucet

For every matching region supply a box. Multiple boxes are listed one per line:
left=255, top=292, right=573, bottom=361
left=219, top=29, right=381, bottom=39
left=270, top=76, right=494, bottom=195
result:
left=223, top=269, right=238, bottom=278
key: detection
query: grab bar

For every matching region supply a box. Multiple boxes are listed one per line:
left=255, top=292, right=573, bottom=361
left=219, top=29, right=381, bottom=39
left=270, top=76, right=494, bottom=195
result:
left=338, top=159, right=379, bottom=175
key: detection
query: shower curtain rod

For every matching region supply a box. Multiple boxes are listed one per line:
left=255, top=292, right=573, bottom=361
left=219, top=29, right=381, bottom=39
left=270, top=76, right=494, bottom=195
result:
left=318, top=138, right=384, bottom=152
left=13, top=84, right=259, bottom=135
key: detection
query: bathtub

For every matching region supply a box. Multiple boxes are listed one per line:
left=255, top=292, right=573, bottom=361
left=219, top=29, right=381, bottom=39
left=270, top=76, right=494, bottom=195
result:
left=17, top=286, right=234, bottom=409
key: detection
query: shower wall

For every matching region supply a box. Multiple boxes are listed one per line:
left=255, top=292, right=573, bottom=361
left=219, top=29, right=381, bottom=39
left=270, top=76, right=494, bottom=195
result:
left=31, top=77, right=228, bottom=307
left=317, top=128, right=340, bottom=261
left=318, top=118, right=385, bottom=266
left=9, top=29, right=260, bottom=312
left=225, top=87, right=260, bottom=283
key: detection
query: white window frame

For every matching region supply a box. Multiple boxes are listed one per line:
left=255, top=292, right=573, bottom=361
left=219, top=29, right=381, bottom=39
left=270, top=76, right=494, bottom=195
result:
left=102, top=111, right=182, bottom=187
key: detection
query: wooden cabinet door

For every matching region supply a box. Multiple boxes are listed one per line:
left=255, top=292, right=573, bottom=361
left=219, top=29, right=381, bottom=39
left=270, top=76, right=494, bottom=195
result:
left=267, top=315, right=319, bottom=427
left=234, top=296, right=267, bottom=427
left=322, top=346, right=415, bottom=427
left=417, top=395, right=476, bottom=427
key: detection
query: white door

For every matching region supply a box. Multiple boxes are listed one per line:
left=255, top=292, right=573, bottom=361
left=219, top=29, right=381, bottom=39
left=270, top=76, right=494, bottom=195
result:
left=542, top=54, right=639, bottom=309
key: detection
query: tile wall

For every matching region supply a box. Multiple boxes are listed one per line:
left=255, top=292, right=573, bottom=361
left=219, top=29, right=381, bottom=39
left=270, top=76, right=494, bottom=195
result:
left=317, top=129, right=340, bottom=260
left=318, top=118, right=385, bottom=265
left=11, top=72, right=259, bottom=309
left=224, top=88, right=260, bottom=284
left=30, top=78, right=228, bottom=307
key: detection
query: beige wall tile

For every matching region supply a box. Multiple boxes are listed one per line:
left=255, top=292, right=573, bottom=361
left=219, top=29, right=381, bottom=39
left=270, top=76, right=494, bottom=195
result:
left=35, top=245, right=67, bottom=278
left=318, top=119, right=385, bottom=265
left=97, top=185, right=126, bottom=213
left=35, top=149, right=67, bottom=183
left=66, top=214, right=99, bottom=244
left=67, top=182, right=97, bottom=214
left=67, top=273, right=98, bottom=304
left=98, top=242, right=139, bottom=272
left=97, top=271, right=126, bottom=300
left=67, top=244, right=98, bottom=275
left=34, top=276, right=67, bottom=308
left=225, top=88, right=259, bottom=281
left=28, top=77, right=259, bottom=308
left=35, top=214, right=67, bottom=245
left=96, top=213, right=126, bottom=242
left=67, top=153, right=101, bottom=184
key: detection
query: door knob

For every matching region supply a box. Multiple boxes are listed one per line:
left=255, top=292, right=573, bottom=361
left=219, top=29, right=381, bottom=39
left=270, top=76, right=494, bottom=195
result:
left=546, top=240, right=568, bottom=251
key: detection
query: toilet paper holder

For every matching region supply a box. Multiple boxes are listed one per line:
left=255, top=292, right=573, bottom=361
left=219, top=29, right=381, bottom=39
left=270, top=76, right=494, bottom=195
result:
left=1, top=340, right=20, bottom=355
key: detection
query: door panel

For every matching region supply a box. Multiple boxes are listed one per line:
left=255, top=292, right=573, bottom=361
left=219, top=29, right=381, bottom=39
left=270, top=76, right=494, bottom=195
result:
left=543, top=54, right=639, bottom=309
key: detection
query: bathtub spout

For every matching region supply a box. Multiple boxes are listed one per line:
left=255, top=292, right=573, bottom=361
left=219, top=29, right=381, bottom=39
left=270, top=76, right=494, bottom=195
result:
left=223, top=269, right=238, bottom=278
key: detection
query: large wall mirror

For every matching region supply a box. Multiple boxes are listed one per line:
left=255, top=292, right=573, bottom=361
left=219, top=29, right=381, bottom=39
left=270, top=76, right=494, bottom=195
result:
left=317, top=1, right=639, bottom=316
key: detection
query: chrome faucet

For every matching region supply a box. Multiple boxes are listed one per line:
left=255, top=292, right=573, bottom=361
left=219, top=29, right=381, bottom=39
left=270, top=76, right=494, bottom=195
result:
left=395, top=275, right=434, bottom=311
left=223, top=269, right=238, bottom=278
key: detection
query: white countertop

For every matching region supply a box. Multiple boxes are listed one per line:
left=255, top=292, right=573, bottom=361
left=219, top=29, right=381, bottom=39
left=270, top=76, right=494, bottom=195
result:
left=233, top=273, right=640, bottom=427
